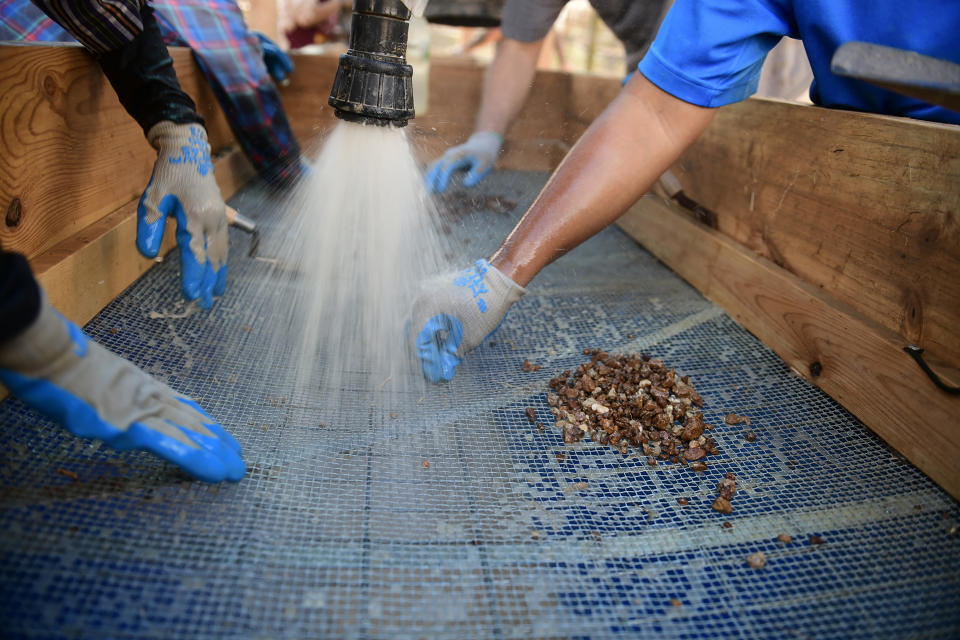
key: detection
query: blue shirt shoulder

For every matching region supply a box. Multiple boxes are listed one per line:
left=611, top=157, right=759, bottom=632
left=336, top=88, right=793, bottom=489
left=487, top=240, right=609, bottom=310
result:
left=638, top=0, right=960, bottom=125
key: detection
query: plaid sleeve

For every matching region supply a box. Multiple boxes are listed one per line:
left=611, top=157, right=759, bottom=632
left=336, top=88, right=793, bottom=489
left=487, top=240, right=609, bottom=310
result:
left=152, top=0, right=302, bottom=185
left=29, top=0, right=144, bottom=53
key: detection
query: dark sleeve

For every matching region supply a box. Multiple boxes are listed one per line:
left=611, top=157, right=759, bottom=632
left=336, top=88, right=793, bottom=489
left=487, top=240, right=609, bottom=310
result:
left=0, top=249, right=42, bottom=344
left=96, top=4, right=204, bottom=134
left=30, top=0, right=144, bottom=54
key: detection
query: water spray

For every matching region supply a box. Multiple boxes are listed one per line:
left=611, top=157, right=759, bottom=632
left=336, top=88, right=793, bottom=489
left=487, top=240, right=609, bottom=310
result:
left=328, top=0, right=417, bottom=127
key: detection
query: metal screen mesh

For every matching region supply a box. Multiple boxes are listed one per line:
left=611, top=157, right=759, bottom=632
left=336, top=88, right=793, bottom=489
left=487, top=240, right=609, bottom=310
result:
left=1, top=170, right=958, bottom=639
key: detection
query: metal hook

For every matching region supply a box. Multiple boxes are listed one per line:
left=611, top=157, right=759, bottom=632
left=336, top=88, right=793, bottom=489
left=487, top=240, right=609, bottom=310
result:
left=903, top=346, right=960, bottom=395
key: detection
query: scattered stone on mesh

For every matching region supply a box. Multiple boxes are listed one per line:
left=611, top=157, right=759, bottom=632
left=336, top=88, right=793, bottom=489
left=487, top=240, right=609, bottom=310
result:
left=725, top=412, right=750, bottom=426
left=545, top=350, right=718, bottom=467
left=713, top=472, right=738, bottom=513
left=712, top=496, right=733, bottom=514
left=521, top=359, right=542, bottom=372
left=746, top=551, right=766, bottom=569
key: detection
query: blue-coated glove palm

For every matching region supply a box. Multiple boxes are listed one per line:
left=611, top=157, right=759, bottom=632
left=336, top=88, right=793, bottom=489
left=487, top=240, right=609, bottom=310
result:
left=0, top=299, right=245, bottom=483
left=137, top=122, right=228, bottom=309
left=409, top=259, right=526, bottom=382
left=425, top=132, right=503, bottom=194
left=255, top=32, right=294, bottom=83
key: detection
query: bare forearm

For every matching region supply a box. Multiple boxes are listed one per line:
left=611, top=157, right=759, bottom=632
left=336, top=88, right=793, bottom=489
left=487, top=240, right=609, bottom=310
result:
left=474, top=38, right=543, bottom=136
left=490, top=73, right=715, bottom=286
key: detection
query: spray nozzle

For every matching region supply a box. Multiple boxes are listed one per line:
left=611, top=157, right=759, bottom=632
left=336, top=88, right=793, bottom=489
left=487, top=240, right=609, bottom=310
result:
left=328, top=0, right=415, bottom=127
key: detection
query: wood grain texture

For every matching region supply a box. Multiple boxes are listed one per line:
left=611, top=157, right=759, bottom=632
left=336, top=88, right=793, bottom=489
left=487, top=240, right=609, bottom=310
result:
left=0, top=44, right=236, bottom=261
left=671, top=98, right=960, bottom=368
left=276, top=52, right=340, bottom=150
left=617, top=195, right=960, bottom=499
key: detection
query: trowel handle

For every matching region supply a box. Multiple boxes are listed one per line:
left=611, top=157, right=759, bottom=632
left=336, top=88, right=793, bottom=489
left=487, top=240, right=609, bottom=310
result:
left=226, top=207, right=257, bottom=234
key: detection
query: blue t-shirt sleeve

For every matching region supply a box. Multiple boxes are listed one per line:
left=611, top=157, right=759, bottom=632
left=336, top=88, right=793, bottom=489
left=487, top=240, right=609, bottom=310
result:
left=638, top=0, right=796, bottom=107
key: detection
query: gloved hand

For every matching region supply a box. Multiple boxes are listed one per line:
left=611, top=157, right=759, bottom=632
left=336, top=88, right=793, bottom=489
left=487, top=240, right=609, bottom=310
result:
left=0, top=299, right=246, bottom=483
left=410, top=259, right=526, bottom=382
left=137, top=122, right=228, bottom=309
left=425, top=131, right=503, bottom=194
left=254, top=32, right=294, bottom=83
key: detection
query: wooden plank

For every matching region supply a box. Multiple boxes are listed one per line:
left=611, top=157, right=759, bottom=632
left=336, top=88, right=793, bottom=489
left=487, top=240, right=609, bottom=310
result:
left=616, top=195, right=960, bottom=500
left=0, top=44, right=236, bottom=261
left=276, top=52, right=340, bottom=149
left=671, top=98, right=960, bottom=368
left=564, top=73, right=621, bottom=146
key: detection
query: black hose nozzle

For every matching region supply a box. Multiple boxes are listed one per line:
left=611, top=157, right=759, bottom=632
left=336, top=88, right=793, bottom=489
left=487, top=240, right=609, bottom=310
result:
left=328, top=0, right=415, bottom=127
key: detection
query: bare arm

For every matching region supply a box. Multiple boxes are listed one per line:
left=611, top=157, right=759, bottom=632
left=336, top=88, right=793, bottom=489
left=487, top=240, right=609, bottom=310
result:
left=490, top=72, right=716, bottom=285
left=474, top=37, right=545, bottom=136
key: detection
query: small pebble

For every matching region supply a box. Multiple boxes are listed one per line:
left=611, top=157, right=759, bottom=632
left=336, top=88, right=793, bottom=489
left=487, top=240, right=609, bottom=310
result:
left=647, top=457, right=658, bottom=467
left=744, top=430, right=757, bottom=442
left=746, top=551, right=766, bottom=569
left=712, top=496, right=733, bottom=514
left=525, top=407, right=537, bottom=423
left=670, top=598, right=682, bottom=607
left=777, top=533, right=792, bottom=544
left=809, top=535, right=824, bottom=545
left=722, top=521, right=733, bottom=528
left=689, top=462, right=707, bottom=472
left=683, top=447, right=706, bottom=461
left=572, top=481, right=589, bottom=490
left=521, top=359, right=542, bottom=372
left=421, top=461, right=430, bottom=468
left=677, top=498, right=688, bottom=506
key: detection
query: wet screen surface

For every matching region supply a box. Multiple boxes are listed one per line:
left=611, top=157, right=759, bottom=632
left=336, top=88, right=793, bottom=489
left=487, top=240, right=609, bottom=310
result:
left=1, top=171, right=958, bottom=639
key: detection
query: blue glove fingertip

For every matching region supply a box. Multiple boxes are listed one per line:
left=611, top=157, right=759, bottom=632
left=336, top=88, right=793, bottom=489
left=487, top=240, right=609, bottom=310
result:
left=434, top=157, right=470, bottom=194
left=416, top=314, right=464, bottom=383
left=178, top=424, right=245, bottom=482
left=178, top=246, right=204, bottom=302
left=135, top=186, right=170, bottom=258
left=177, top=397, right=243, bottom=456
left=462, top=163, right=492, bottom=188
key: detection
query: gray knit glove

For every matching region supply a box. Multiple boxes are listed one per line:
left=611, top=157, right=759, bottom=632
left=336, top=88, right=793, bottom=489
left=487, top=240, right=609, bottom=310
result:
left=425, top=131, right=503, bottom=193
left=0, top=298, right=245, bottom=483
left=410, top=259, right=526, bottom=382
left=137, top=122, right=229, bottom=309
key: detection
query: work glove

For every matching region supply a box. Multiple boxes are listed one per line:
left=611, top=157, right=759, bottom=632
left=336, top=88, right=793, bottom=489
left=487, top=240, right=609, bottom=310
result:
left=410, top=259, right=526, bottom=382
left=425, top=131, right=503, bottom=194
left=137, top=122, right=228, bottom=309
left=255, top=32, right=295, bottom=84
left=0, top=298, right=246, bottom=483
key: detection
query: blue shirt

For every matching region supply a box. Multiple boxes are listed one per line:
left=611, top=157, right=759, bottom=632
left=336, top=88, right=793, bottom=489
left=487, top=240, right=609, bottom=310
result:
left=638, top=0, right=960, bottom=125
